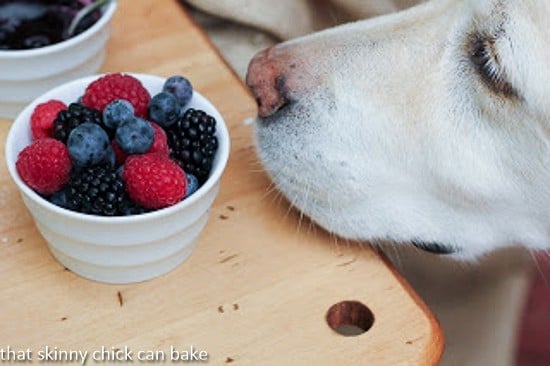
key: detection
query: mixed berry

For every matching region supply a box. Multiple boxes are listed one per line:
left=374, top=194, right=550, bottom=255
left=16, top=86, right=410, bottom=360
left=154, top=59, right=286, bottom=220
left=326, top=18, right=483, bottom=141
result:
left=16, top=73, right=219, bottom=216
left=0, top=0, right=103, bottom=50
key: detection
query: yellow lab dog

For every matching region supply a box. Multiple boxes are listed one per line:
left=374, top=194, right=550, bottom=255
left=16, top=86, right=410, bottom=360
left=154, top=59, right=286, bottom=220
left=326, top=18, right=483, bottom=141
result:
left=185, top=0, right=549, bottom=364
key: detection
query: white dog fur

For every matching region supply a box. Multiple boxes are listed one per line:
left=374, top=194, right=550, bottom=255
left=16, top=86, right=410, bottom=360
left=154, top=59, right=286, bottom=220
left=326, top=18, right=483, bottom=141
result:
left=184, top=0, right=548, bottom=364
left=248, top=0, right=549, bottom=260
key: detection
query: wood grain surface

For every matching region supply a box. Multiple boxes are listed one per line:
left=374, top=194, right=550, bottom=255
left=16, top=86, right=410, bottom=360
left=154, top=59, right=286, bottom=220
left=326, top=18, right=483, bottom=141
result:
left=0, top=0, right=444, bottom=364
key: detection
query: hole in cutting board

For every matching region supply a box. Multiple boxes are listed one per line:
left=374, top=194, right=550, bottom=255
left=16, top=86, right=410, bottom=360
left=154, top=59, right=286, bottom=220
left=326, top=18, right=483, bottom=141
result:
left=326, top=300, right=374, bottom=336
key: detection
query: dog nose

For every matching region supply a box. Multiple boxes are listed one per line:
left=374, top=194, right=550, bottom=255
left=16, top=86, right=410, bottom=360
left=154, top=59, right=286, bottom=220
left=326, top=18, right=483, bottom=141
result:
left=246, top=47, right=290, bottom=118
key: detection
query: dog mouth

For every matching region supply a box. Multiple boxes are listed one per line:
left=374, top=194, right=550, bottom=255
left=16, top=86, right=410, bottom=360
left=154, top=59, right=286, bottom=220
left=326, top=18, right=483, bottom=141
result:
left=256, top=121, right=462, bottom=257
left=411, top=240, right=458, bottom=255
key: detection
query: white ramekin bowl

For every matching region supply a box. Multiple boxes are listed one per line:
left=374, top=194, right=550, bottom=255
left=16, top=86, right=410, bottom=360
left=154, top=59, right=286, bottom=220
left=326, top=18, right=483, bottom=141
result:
left=0, top=1, right=118, bottom=119
left=5, top=73, right=230, bottom=284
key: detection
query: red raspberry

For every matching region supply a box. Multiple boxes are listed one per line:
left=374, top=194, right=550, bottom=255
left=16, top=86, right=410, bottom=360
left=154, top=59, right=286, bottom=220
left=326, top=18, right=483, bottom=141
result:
left=30, top=100, right=67, bottom=140
left=82, top=73, right=151, bottom=118
left=16, top=138, right=72, bottom=195
left=148, top=122, right=170, bottom=156
left=123, top=153, right=187, bottom=209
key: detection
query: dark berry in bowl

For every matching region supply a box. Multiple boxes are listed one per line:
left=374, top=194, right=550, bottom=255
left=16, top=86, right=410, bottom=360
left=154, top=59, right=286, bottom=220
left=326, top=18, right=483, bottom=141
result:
left=0, top=0, right=103, bottom=51
left=115, top=116, right=154, bottom=154
left=166, top=108, right=218, bottom=184
left=163, top=75, right=193, bottom=107
left=148, top=91, right=180, bottom=128
left=53, top=102, right=107, bottom=143
left=103, top=99, right=134, bottom=130
left=66, top=121, right=111, bottom=168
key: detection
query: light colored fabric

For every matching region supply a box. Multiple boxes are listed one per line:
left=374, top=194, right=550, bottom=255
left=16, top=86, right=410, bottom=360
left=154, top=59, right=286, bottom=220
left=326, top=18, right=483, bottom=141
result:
left=186, top=9, right=278, bottom=80
left=181, top=2, right=535, bottom=364
left=186, top=0, right=427, bottom=39
left=184, top=0, right=428, bottom=79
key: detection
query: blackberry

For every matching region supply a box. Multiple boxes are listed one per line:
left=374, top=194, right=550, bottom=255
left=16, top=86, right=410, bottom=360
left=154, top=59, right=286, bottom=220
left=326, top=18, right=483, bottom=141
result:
left=66, top=165, right=129, bottom=216
left=166, top=108, right=218, bottom=184
left=53, top=103, right=110, bottom=143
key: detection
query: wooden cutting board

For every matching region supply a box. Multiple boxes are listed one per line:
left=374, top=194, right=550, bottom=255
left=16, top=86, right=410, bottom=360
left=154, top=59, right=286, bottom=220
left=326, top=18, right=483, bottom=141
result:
left=0, top=0, right=443, bottom=364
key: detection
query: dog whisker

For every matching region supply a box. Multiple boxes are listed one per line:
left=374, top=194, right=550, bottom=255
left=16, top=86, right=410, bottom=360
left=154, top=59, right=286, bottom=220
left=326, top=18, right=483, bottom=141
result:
left=245, top=159, right=265, bottom=172
left=244, top=159, right=266, bottom=170
left=331, top=232, right=342, bottom=255
left=386, top=241, right=404, bottom=269
left=294, top=185, right=309, bottom=236
left=259, top=181, right=280, bottom=201
left=247, top=168, right=269, bottom=173
left=306, top=212, right=320, bottom=239
left=277, top=186, right=300, bottom=224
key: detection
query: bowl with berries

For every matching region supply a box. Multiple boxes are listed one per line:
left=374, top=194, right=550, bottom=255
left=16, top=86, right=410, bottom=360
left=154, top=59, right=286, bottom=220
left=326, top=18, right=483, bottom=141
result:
left=0, top=0, right=117, bottom=119
left=6, top=72, right=230, bottom=284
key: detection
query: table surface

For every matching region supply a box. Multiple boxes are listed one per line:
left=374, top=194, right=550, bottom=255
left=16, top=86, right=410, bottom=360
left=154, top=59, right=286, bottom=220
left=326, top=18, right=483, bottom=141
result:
left=0, top=0, right=444, bottom=364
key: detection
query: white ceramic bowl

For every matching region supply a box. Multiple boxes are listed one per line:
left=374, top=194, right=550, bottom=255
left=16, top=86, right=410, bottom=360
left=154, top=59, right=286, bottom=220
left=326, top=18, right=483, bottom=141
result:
left=5, top=73, right=230, bottom=284
left=0, top=1, right=117, bottom=119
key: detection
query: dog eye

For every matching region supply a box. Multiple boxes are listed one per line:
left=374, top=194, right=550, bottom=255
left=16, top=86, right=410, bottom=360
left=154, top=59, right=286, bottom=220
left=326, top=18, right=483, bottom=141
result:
left=469, top=37, right=515, bottom=96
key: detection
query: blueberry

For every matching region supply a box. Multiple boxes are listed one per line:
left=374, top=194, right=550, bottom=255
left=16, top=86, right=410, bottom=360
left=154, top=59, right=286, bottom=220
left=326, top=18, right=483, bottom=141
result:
left=185, top=173, right=199, bottom=198
left=148, top=92, right=181, bottom=128
left=120, top=200, right=149, bottom=216
left=23, top=35, right=50, bottom=49
left=48, top=189, right=72, bottom=210
left=163, top=76, right=193, bottom=107
left=115, top=117, right=154, bottom=154
left=102, top=145, right=116, bottom=168
left=116, top=165, right=124, bottom=178
left=103, top=99, right=135, bottom=130
left=67, top=122, right=110, bottom=167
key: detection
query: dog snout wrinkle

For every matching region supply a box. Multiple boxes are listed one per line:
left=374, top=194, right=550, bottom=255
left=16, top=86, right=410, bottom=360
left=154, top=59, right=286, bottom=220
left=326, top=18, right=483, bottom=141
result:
left=246, top=47, right=291, bottom=118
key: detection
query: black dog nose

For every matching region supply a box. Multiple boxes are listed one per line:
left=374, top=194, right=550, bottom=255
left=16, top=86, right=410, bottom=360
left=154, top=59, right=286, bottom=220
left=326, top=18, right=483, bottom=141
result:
left=412, top=240, right=458, bottom=255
